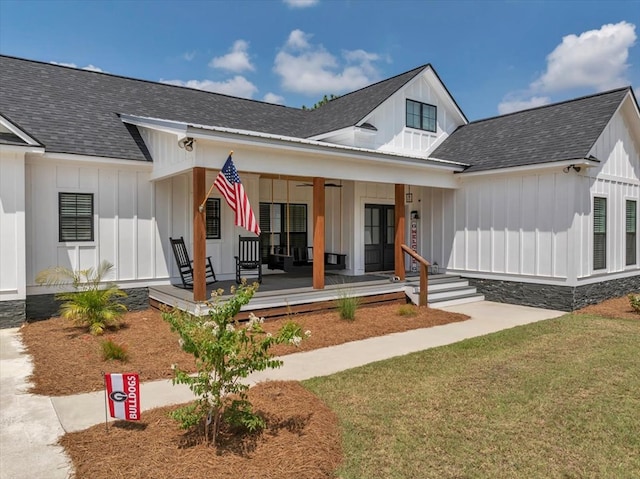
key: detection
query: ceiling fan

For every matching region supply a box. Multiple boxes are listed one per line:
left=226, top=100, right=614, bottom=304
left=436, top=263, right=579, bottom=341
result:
left=296, top=182, right=343, bottom=188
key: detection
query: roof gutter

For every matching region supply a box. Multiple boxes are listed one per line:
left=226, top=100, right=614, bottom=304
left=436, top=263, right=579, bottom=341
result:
left=447, top=157, right=600, bottom=177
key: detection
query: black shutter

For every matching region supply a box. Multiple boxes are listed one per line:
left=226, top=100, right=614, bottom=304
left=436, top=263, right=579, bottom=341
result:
left=59, top=193, right=94, bottom=242
left=593, top=197, right=606, bottom=270
left=626, top=200, right=636, bottom=266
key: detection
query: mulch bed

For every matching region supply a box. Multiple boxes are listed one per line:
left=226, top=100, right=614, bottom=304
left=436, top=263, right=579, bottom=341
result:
left=20, top=303, right=469, bottom=396
left=60, top=381, right=342, bottom=479
left=23, top=295, right=638, bottom=479
left=575, top=294, right=640, bottom=320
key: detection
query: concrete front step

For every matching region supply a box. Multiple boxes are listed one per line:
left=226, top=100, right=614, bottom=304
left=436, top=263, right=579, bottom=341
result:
left=405, top=274, right=485, bottom=308
left=428, top=293, right=485, bottom=308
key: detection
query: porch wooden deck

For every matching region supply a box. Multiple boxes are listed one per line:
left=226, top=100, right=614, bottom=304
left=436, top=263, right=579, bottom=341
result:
left=149, top=271, right=409, bottom=319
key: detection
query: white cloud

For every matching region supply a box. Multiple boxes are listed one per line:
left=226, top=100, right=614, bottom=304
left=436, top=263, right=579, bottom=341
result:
left=210, top=40, right=254, bottom=73
left=497, top=22, right=637, bottom=115
left=51, top=61, right=104, bottom=72
left=274, top=29, right=381, bottom=96
left=498, top=96, right=551, bottom=115
left=283, top=0, right=319, bottom=8
left=183, top=51, right=196, bottom=61
left=161, top=76, right=258, bottom=98
left=263, top=92, right=285, bottom=104
left=532, top=21, right=636, bottom=93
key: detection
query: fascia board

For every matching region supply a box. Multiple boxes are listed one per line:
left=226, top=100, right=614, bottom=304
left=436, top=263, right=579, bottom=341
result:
left=31, top=152, right=153, bottom=170
left=119, top=113, right=189, bottom=137
left=455, top=158, right=600, bottom=177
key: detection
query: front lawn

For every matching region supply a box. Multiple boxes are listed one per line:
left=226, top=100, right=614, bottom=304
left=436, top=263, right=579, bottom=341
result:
left=304, top=312, right=640, bottom=478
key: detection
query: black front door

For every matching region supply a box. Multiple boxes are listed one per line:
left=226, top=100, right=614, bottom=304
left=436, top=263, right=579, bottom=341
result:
left=364, top=204, right=395, bottom=272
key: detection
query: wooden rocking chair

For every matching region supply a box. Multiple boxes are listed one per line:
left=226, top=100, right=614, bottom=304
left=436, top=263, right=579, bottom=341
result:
left=235, top=235, right=262, bottom=284
left=169, top=236, right=217, bottom=289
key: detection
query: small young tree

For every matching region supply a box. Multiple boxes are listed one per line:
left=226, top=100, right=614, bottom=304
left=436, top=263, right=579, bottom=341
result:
left=35, top=260, right=127, bottom=335
left=163, top=282, right=309, bottom=446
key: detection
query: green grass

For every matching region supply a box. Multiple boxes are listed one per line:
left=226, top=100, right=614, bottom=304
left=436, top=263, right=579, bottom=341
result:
left=304, top=313, right=640, bottom=478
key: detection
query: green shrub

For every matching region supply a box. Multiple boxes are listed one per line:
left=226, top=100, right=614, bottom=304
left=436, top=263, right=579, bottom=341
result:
left=629, top=293, right=640, bottom=313
left=162, top=283, right=308, bottom=446
left=101, top=339, right=129, bottom=362
left=336, top=289, right=360, bottom=321
left=397, top=304, right=418, bottom=317
left=35, top=261, right=127, bottom=335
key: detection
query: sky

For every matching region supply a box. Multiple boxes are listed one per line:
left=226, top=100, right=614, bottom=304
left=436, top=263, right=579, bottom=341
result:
left=0, top=0, right=639, bottom=121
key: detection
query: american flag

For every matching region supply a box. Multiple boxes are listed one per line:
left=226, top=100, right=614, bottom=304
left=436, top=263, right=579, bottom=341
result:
left=214, top=155, right=260, bottom=235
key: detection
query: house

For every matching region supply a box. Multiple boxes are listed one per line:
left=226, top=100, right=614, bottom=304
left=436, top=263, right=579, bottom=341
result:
left=1, top=54, right=638, bottom=327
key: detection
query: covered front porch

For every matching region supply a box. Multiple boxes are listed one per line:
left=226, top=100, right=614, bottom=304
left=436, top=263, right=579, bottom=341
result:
left=148, top=269, right=483, bottom=319
left=124, top=114, right=467, bottom=308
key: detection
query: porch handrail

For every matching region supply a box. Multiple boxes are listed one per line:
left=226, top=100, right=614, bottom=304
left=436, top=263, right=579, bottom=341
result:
left=401, top=244, right=430, bottom=307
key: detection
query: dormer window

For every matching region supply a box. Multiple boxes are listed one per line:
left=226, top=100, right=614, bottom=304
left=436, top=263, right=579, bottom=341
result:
left=406, top=99, right=436, bottom=133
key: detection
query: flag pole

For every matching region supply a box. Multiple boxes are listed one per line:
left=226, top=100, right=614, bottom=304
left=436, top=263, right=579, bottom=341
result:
left=103, top=372, right=109, bottom=433
left=199, top=151, right=233, bottom=212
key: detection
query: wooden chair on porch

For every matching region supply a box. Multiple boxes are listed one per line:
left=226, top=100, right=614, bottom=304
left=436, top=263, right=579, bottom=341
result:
left=169, top=236, right=217, bottom=289
left=235, top=235, right=262, bottom=284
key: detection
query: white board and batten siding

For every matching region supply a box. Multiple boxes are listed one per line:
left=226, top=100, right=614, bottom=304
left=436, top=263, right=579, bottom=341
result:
left=24, top=156, right=166, bottom=294
left=422, top=171, right=576, bottom=284
left=0, top=150, right=27, bottom=300
left=318, top=69, right=464, bottom=158
left=576, top=104, right=640, bottom=280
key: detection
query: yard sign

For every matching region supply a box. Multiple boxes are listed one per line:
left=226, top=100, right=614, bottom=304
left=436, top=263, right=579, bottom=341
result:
left=104, top=372, right=140, bottom=421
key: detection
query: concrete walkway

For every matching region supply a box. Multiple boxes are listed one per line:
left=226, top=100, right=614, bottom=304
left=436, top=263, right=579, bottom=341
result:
left=0, top=301, right=564, bottom=479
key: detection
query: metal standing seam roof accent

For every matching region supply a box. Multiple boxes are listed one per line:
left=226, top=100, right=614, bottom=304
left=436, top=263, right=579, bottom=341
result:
left=431, top=87, right=631, bottom=173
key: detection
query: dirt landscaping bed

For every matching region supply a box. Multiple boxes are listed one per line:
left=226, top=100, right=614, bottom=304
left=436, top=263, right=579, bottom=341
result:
left=21, top=294, right=637, bottom=479
left=20, top=302, right=470, bottom=396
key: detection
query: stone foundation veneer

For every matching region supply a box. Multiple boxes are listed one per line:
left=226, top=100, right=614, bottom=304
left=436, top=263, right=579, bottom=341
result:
left=0, top=300, right=26, bottom=328
left=468, top=275, right=640, bottom=312
left=24, top=287, right=150, bottom=322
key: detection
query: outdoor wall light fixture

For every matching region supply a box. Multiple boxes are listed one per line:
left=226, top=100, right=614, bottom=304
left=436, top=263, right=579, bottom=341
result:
left=563, top=164, right=581, bottom=173
left=406, top=186, right=413, bottom=203
left=178, top=137, right=195, bottom=151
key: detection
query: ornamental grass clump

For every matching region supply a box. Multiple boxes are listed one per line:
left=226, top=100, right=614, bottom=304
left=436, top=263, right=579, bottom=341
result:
left=397, top=304, right=418, bottom=317
left=35, top=260, right=127, bottom=335
left=100, top=339, right=129, bottom=362
left=162, top=282, right=308, bottom=446
left=629, top=293, right=640, bottom=313
left=336, top=289, right=360, bottom=321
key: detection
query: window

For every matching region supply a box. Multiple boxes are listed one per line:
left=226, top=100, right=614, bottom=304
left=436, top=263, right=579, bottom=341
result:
left=593, top=197, right=606, bottom=270
left=59, top=192, right=94, bottom=242
left=626, top=200, right=636, bottom=266
left=259, top=202, right=307, bottom=263
left=205, top=198, right=221, bottom=239
left=406, top=99, right=436, bottom=132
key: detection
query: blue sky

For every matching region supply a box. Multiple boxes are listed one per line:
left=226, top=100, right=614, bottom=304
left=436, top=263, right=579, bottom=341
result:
left=1, top=0, right=638, bottom=120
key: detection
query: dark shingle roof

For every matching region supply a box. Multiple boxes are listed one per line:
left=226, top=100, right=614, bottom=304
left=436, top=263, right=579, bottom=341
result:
left=302, top=65, right=427, bottom=137
left=0, top=55, right=310, bottom=161
left=431, top=88, right=630, bottom=172
left=0, top=56, right=464, bottom=162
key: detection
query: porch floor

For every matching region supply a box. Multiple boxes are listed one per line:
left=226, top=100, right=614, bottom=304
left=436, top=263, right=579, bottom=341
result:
left=149, top=270, right=414, bottom=319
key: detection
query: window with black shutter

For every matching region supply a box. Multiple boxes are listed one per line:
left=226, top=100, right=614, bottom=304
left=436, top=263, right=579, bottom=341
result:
left=59, top=192, right=94, bottom=242
left=593, top=197, right=606, bottom=270
left=205, top=198, right=221, bottom=239
left=626, top=200, right=636, bottom=266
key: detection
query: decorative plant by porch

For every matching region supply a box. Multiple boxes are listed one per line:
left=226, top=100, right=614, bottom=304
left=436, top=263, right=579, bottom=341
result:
left=629, top=293, right=640, bottom=313
left=35, top=260, right=127, bottom=335
left=162, top=282, right=309, bottom=446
